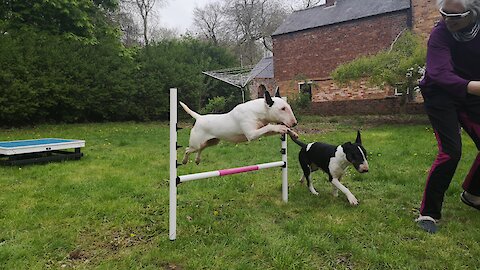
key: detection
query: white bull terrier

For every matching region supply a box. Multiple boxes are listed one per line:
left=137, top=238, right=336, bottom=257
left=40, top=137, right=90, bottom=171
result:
left=180, top=90, right=298, bottom=164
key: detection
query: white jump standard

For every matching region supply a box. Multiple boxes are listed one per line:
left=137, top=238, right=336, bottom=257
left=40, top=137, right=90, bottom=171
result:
left=169, top=88, right=288, bottom=241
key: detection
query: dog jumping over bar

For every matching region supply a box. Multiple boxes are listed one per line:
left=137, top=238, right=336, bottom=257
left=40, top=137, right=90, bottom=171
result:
left=180, top=90, right=298, bottom=165
left=289, top=131, right=369, bottom=205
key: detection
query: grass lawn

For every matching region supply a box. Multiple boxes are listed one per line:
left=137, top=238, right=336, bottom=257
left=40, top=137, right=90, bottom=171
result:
left=1, top=115, right=479, bottom=269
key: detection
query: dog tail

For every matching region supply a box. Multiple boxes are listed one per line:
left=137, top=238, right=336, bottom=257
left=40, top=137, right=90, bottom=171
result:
left=289, top=133, right=307, bottom=148
left=179, top=101, right=201, bottom=119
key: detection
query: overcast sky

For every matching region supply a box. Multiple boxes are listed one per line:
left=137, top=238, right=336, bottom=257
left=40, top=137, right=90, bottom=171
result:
left=157, top=0, right=213, bottom=34
left=156, top=0, right=327, bottom=34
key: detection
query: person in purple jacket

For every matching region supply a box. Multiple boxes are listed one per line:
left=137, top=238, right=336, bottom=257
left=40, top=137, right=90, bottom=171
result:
left=416, top=0, right=480, bottom=233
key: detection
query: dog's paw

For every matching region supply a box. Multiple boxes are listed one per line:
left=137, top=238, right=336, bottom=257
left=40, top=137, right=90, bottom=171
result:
left=309, top=186, right=319, bottom=196
left=288, top=129, right=299, bottom=139
left=347, top=195, right=359, bottom=205
left=276, top=125, right=289, bottom=134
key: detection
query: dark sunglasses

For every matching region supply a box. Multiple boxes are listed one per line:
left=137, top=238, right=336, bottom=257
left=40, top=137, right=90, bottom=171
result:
left=439, top=8, right=471, bottom=19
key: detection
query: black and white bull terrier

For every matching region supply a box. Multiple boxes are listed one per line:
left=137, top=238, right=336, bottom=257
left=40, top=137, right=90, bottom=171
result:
left=180, top=90, right=298, bottom=165
left=290, top=131, right=369, bottom=205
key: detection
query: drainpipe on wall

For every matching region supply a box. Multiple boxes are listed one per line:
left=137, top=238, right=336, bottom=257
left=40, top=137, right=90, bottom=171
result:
left=407, top=0, right=413, bottom=29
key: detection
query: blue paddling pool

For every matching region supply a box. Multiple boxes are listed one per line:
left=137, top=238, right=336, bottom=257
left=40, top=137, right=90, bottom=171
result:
left=0, top=138, right=85, bottom=165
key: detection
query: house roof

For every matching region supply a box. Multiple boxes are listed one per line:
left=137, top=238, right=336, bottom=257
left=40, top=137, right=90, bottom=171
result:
left=251, top=57, right=274, bottom=79
left=272, top=0, right=411, bottom=36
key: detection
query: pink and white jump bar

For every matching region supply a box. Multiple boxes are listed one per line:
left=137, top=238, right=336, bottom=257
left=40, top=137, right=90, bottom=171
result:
left=179, top=161, right=285, bottom=182
left=169, top=88, right=288, bottom=241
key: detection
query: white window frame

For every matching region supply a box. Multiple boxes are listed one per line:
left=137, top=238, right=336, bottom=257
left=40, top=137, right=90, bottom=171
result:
left=394, top=87, right=410, bottom=96
left=297, top=81, right=314, bottom=92
left=298, top=81, right=313, bottom=101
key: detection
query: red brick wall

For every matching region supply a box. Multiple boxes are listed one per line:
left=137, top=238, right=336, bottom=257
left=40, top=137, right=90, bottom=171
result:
left=311, top=79, right=394, bottom=102
left=272, top=11, right=409, bottom=83
left=269, top=3, right=437, bottom=111
left=306, top=98, right=425, bottom=116
left=276, top=78, right=394, bottom=103
left=412, top=0, right=441, bottom=42
left=250, top=78, right=277, bottom=99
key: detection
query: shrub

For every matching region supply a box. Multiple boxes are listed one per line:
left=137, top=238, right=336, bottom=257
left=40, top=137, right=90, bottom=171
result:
left=201, top=96, right=227, bottom=114
left=331, top=31, right=426, bottom=98
left=0, top=31, right=238, bottom=125
left=289, top=92, right=312, bottom=114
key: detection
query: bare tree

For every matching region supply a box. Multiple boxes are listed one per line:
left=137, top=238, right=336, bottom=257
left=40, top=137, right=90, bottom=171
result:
left=120, top=0, right=167, bottom=46
left=225, top=0, right=287, bottom=64
left=135, top=0, right=156, bottom=46
left=290, top=0, right=325, bottom=10
left=112, top=10, right=142, bottom=46
left=192, top=2, right=224, bottom=45
left=150, top=26, right=179, bottom=41
left=190, top=0, right=288, bottom=64
left=259, top=2, right=286, bottom=52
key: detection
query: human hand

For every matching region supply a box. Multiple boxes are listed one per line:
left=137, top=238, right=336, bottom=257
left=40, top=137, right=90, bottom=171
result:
left=467, top=81, right=480, bottom=96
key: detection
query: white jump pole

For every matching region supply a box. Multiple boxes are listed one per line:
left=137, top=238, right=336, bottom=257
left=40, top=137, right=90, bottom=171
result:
left=169, top=88, right=177, bottom=241
left=169, top=87, right=288, bottom=240
left=281, top=133, right=288, bottom=202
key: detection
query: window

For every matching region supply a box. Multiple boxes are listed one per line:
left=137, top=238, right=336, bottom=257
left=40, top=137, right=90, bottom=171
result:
left=394, top=86, right=410, bottom=96
left=258, top=85, right=267, bottom=98
left=298, top=82, right=313, bottom=101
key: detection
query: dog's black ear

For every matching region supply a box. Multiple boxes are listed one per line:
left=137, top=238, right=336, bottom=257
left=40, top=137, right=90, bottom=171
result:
left=342, top=142, right=353, bottom=151
left=274, top=87, right=281, bottom=98
left=355, top=130, right=362, bottom=144
left=264, top=91, right=274, bottom=107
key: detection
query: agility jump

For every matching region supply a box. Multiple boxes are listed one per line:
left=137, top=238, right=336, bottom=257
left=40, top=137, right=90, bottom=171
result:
left=169, top=88, right=288, bottom=241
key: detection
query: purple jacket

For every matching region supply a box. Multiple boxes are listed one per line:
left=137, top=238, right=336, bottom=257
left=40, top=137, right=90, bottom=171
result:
left=419, top=20, right=480, bottom=98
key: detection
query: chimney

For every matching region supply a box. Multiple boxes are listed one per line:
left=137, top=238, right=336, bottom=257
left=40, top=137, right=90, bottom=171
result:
left=325, top=0, right=336, bottom=7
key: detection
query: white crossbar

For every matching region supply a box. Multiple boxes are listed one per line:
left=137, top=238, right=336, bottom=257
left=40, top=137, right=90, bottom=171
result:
left=169, top=88, right=288, bottom=241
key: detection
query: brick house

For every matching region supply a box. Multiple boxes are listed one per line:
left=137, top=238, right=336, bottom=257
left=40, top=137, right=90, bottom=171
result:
left=250, top=57, right=276, bottom=98
left=252, top=0, right=439, bottom=115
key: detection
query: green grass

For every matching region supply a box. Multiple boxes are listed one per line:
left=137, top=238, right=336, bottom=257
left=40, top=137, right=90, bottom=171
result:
left=1, top=115, right=479, bottom=269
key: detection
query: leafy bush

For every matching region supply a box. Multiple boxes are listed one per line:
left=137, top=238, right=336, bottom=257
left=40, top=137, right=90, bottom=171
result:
left=201, top=96, right=227, bottom=114
left=132, top=38, right=239, bottom=120
left=0, top=30, right=238, bottom=125
left=0, top=28, right=137, bottom=125
left=0, top=1, right=239, bottom=126
left=1, top=0, right=117, bottom=43
left=289, top=92, right=312, bottom=113
left=332, top=31, right=426, bottom=95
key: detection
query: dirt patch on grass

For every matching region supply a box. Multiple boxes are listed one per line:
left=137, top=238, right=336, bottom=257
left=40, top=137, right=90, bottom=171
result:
left=294, top=115, right=429, bottom=134
left=179, top=115, right=429, bottom=135
left=108, top=231, right=150, bottom=251
left=163, top=263, right=183, bottom=270
left=294, top=126, right=336, bottom=135
left=335, top=253, right=354, bottom=269
left=53, top=249, right=91, bottom=269
left=68, top=249, right=88, bottom=260
left=65, top=219, right=164, bottom=267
